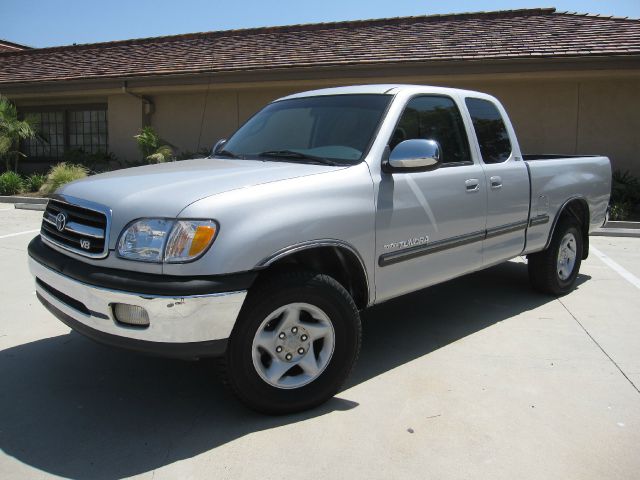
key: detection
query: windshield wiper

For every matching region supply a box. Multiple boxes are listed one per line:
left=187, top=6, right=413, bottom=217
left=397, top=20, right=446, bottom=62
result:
left=215, top=149, right=241, bottom=159
left=257, top=150, right=341, bottom=166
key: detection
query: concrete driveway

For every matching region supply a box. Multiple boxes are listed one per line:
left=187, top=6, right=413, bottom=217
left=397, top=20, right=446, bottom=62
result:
left=1, top=204, right=639, bottom=480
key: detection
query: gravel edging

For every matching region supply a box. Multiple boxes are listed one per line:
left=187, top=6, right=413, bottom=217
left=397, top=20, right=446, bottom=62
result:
left=0, top=196, right=48, bottom=205
left=592, top=228, right=640, bottom=238
left=604, top=221, right=640, bottom=230
left=14, top=203, right=47, bottom=211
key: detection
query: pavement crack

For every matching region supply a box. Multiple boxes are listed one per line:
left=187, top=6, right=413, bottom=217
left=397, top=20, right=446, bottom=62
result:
left=557, top=297, right=640, bottom=396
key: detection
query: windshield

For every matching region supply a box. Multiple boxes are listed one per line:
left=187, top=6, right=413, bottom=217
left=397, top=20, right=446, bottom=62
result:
left=220, top=94, right=392, bottom=164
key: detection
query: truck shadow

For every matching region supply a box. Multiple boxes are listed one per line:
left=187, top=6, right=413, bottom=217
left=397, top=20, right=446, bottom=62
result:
left=350, top=260, right=591, bottom=387
left=0, top=261, right=589, bottom=479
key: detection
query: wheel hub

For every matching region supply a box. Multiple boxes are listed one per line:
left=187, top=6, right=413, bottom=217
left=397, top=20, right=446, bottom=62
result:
left=251, top=302, right=335, bottom=389
left=275, top=326, right=311, bottom=363
left=557, top=232, right=577, bottom=281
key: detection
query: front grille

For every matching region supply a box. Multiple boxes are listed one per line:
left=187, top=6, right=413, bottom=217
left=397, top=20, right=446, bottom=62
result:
left=41, top=198, right=109, bottom=258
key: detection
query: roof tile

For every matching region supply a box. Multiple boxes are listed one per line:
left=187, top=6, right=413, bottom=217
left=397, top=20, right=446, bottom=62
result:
left=0, top=8, right=639, bottom=85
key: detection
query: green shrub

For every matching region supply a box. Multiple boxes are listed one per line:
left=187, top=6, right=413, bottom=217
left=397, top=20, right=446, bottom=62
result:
left=0, top=171, right=24, bottom=195
left=40, top=163, right=88, bottom=195
left=611, top=170, right=640, bottom=204
left=609, top=202, right=632, bottom=221
left=63, top=148, right=120, bottom=172
left=0, top=95, right=39, bottom=171
left=134, top=126, right=174, bottom=163
left=24, top=173, right=47, bottom=192
left=609, top=170, right=640, bottom=221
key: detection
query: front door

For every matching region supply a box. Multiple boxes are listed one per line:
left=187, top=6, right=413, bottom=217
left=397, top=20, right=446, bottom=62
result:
left=375, top=95, right=487, bottom=303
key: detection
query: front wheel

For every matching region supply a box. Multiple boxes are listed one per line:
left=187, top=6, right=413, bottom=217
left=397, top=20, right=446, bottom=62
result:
left=528, top=216, right=583, bottom=295
left=223, top=271, right=361, bottom=414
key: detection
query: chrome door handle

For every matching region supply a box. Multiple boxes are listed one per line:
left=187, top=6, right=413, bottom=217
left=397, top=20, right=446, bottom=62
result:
left=465, top=179, right=480, bottom=192
left=490, top=176, right=502, bottom=189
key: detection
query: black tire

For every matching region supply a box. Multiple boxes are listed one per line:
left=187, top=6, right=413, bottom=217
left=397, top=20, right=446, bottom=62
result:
left=528, top=216, right=583, bottom=295
left=222, top=271, right=361, bottom=415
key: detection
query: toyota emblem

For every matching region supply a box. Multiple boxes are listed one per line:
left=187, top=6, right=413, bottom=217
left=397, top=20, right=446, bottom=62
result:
left=55, top=212, right=67, bottom=232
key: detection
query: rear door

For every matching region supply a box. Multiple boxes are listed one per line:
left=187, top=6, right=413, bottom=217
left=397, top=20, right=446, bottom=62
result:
left=464, top=97, right=530, bottom=267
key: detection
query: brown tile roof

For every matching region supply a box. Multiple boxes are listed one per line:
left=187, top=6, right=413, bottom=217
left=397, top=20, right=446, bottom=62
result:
left=0, top=8, right=639, bottom=85
left=0, top=39, right=31, bottom=53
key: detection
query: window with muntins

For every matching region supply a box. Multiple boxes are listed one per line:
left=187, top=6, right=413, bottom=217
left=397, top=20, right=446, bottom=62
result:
left=21, top=106, right=108, bottom=160
left=390, top=95, right=471, bottom=165
left=465, top=98, right=512, bottom=164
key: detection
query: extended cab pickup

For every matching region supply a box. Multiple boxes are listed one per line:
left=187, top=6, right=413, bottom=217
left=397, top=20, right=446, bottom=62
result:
left=28, top=85, right=611, bottom=413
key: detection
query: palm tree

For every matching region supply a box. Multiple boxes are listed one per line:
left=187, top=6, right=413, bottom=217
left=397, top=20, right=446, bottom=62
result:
left=0, top=95, right=39, bottom=171
left=134, top=126, right=174, bottom=163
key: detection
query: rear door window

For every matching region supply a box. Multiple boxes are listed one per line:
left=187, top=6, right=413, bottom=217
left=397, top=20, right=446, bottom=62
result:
left=465, top=98, right=512, bottom=164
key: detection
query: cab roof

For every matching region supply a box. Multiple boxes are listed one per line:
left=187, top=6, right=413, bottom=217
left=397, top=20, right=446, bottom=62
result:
left=277, top=84, right=486, bottom=101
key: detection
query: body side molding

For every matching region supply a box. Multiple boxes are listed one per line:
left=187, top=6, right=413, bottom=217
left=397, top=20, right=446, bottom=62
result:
left=485, top=220, right=529, bottom=239
left=379, top=218, right=531, bottom=267
left=379, top=230, right=486, bottom=267
left=529, top=214, right=550, bottom=227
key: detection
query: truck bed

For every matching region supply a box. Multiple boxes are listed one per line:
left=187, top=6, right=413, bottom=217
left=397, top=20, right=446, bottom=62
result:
left=522, top=155, right=611, bottom=255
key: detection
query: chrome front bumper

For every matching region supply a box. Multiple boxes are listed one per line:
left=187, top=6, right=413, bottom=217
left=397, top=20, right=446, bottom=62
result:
left=29, top=256, right=247, bottom=345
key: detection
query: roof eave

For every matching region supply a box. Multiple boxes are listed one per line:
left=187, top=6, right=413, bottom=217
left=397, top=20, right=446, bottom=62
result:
left=2, top=54, right=640, bottom=97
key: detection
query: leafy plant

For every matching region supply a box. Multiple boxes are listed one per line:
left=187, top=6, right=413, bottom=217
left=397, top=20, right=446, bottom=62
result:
left=0, top=171, right=24, bottom=195
left=611, top=170, right=640, bottom=204
left=134, top=126, right=174, bottom=163
left=609, top=170, right=640, bottom=221
left=146, top=145, right=174, bottom=164
left=61, top=148, right=90, bottom=166
left=39, top=163, right=88, bottom=195
left=24, top=173, right=47, bottom=192
left=609, top=202, right=632, bottom=221
left=62, top=148, right=120, bottom=172
left=0, top=95, right=39, bottom=171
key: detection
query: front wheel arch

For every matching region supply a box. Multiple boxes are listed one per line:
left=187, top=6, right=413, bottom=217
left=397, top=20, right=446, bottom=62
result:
left=256, top=242, right=370, bottom=310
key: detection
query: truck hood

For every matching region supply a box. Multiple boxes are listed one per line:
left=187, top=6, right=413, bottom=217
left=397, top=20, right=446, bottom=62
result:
left=58, top=157, right=342, bottom=233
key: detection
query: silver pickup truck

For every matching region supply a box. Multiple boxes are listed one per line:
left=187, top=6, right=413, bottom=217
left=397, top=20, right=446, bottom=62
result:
left=28, top=85, right=611, bottom=414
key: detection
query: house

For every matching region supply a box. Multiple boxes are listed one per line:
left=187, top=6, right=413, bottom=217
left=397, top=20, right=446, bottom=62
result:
left=0, top=8, right=639, bottom=175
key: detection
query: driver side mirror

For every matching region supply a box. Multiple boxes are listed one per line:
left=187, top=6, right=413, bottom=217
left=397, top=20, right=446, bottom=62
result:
left=212, top=138, right=227, bottom=156
left=384, top=139, right=441, bottom=172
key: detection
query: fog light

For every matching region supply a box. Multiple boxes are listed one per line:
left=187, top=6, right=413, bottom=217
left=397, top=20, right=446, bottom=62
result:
left=113, top=303, right=150, bottom=327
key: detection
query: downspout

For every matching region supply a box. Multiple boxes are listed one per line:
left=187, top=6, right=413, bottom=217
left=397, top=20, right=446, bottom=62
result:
left=121, top=81, right=154, bottom=122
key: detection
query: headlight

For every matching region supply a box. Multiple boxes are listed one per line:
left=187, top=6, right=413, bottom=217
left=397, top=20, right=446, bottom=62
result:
left=117, top=219, right=173, bottom=262
left=117, top=219, right=217, bottom=263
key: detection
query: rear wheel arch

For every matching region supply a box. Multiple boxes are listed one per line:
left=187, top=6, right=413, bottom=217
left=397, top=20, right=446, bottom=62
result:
left=547, top=197, right=590, bottom=260
left=256, top=241, right=370, bottom=310
left=529, top=215, right=583, bottom=295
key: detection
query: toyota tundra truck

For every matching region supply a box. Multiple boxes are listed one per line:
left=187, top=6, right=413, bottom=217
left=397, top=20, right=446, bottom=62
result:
left=28, top=85, right=611, bottom=414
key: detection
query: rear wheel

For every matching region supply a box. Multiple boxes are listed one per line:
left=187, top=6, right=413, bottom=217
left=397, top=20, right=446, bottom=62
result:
left=528, top=216, right=583, bottom=295
left=223, top=271, right=361, bottom=414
